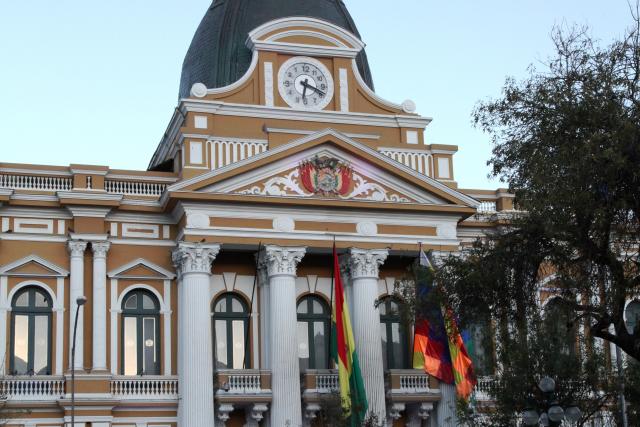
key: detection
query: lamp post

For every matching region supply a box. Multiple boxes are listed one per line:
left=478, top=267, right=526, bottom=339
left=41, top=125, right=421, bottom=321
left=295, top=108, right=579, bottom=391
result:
left=522, top=376, right=582, bottom=426
left=71, top=296, right=87, bottom=427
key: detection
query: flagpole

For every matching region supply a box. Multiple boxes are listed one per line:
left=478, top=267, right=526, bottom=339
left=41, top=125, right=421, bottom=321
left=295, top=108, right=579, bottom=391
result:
left=328, top=235, right=336, bottom=367
left=243, top=241, right=262, bottom=370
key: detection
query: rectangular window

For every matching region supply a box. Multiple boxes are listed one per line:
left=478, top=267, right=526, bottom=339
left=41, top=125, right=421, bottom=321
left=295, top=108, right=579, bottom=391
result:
left=391, top=323, right=403, bottom=369
left=231, top=320, right=245, bottom=369
left=13, top=315, right=29, bottom=374
left=124, top=317, right=138, bottom=375
left=33, top=315, right=49, bottom=375
left=297, top=321, right=309, bottom=371
left=215, top=320, right=228, bottom=369
left=380, top=323, right=388, bottom=371
left=313, top=321, right=327, bottom=369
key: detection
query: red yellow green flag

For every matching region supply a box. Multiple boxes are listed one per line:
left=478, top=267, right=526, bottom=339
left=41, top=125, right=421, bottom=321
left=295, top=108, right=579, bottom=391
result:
left=445, top=309, right=478, bottom=399
left=330, top=245, right=368, bottom=425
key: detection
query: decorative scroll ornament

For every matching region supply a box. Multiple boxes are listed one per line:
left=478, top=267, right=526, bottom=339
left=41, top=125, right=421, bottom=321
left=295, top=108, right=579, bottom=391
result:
left=299, top=156, right=352, bottom=196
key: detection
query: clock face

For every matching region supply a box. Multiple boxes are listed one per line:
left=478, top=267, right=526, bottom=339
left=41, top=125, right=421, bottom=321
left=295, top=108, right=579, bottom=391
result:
left=278, top=57, right=334, bottom=110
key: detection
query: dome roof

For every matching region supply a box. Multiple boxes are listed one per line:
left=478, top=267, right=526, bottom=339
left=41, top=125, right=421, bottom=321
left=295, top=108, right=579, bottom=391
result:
left=179, top=0, right=374, bottom=99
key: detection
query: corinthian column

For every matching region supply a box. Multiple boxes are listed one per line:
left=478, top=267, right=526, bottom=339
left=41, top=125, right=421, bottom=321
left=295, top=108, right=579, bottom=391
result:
left=346, top=248, right=389, bottom=422
left=260, top=245, right=306, bottom=427
left=91, top=241, right=110, bottom=372
left=67, top=240, right=88, bottom=371
left=172, top=242, right=221, bottom=427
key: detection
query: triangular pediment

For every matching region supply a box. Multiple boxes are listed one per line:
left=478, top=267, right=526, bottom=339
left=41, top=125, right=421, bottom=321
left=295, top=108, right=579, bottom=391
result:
left=170, top=129, right=479, bottom=209
left=0, top=255, right=69, bottom=278
left=108, top=258, right=176, bottom=280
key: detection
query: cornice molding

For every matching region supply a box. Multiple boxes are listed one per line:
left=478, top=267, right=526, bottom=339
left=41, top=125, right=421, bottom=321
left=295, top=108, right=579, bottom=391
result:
left=66, top=206, right=112, bottom=218
left=0, top=254, right=70, bottom=277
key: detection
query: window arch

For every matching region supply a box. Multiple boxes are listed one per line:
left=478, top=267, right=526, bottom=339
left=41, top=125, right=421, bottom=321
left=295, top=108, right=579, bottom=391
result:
left=296, top=295, right=330, bottom=371
left=10, top=286, right=52, bottom=375
left=121, top=289, right=161, bottom=375
left=213, top=293, right=250, bottom=370
left=626, top=300, right=640, bottom=335
left=379, top=297, right=408, bottom=370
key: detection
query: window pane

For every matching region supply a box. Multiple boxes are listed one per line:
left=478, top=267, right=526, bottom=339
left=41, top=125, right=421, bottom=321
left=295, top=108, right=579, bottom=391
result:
left=231, top=298, right=244, bottom=313
left=626, top=301, right=640, bottom=334
left=123, top=317, right=138, bottom=375
left=215, top=320, right=228, bottom=369
left=312, top=299, right=324, bottom=314
left=33, top=315, right=49, bottom=375
left=313, top=321, right=327, bottom=369
left=231, top=320, right=245, bottom=369
left=297, top=301, right=309, bottom=314
left=15, top=292, right=29, bottom=308
left=124, top=295, right=137, bottom=310
left=142, top=294, right=156, bottom=310
left=143, top=317, right=157, bottom=374
left=215, top=298, right=226, bottom=313
left=389, top=300, right=399, bottom=313
left=380, top=323, right=388, bottom=371
left=297, top=321, right=309, bottom=371
left=379, top=301, right=387, bottom=315
left=13, top=315, right=29, bottom=374
left=34, top=291, right=49, bottom=308
left=391, top=322, right=403, bottom=369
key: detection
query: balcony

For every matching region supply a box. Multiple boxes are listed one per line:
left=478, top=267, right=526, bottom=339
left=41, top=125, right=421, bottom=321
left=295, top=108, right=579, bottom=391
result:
left=0, top=376, right=65, bottom=401
left=474, top=376, right=498, bottom=403
left=215, top=370, right=272, bottom=424
left=110, top=376, right=179, bottom=401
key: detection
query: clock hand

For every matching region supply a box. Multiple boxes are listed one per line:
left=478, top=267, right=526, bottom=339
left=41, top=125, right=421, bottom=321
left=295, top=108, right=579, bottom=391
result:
left=300, top=80, right=326, bottom=97
left=302, top=78, right=308, bottom=99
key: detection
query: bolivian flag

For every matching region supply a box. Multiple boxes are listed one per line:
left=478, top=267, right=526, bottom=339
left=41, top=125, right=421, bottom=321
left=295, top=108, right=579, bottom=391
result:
left=330, top=245, right=368, bottom=425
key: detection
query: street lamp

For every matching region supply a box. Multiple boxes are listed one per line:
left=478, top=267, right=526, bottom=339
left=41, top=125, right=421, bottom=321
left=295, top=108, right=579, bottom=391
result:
left=71, top=296, right=87, bottom=427
left=522, top=376, right=582, bottom=426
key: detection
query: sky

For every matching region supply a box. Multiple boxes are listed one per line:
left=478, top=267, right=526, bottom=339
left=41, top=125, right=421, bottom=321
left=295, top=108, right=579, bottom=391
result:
left=0, top=1, right=634, bottom=189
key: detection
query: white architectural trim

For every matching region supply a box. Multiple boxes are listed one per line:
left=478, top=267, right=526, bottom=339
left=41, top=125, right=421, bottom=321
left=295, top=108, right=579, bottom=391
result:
left=55, top=277, right=65, bottom=375
left=110, top=279, right=119, bottom=375
left=0, top=254, right=69, bottom=277
left=191, top=52, right=259, bottom=98
left=0, top=276, right=7, bottom=374
left=264, top=127, right=379, bottom=140
left=339, top=68, right=349, bottom=112
left=7, top=280, right=58, bottom=309
left=14, top=218, right=53, bottom=234
left=264, top=62, right=274, bottom=107
left=121, top=223, right=160, bottom=239
left=116, top=284, right=167, bottom=312
left=163, top=279, right=172, bottom=375
left=108, top=258, right=176, bottom=280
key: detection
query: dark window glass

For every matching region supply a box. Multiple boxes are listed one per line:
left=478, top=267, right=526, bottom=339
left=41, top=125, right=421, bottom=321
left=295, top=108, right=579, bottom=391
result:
left=10, top=287, right=52, bottom=375
left=380, top=297, right=407, bottom=370
left=296, top=296, right=330, bottom=371
left=212, top=293, right=250, bottom=370
left=626, top=300, right=640, bottom=335
left=468, top=318, right=495, bottom=377
left=121, top=290, right=160, bottom=375
left=543, top=298, right=577, bottom=356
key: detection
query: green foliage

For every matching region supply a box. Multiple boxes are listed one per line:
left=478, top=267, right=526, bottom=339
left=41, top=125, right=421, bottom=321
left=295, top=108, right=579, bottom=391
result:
left=624, top=361, right=640, bottom=425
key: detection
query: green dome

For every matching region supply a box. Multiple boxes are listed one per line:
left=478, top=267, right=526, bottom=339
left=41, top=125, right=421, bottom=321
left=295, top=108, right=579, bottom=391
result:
left=179, top=0, right=374, bottom=99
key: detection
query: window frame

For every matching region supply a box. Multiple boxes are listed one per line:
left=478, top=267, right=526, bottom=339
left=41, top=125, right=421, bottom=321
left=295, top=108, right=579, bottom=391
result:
left=379, top=296, right=408, bottom=370
left=9, top=286, right=53, bottom=376
left=212, top=293, right=250, bottom=370
left=120, top=289, right=161, bottom=376
left=296, top=295, right=331, bottom=370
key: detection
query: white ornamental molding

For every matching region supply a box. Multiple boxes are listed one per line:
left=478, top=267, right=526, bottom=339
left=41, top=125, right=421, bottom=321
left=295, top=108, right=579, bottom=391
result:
left=260, top=245, right=306, bottom=277
left=273, top=216, right=295, bottom=233
left=356, top=221, right=378, bottom=236
left=348, top=248, right=388, bottom=279
left=186, top=212, right=210, bottom=229
left=67, top=240, right=88, bottom=257
left=240, top=169, right=411, bottom=203
left=172, top=242, right=220, bottom=276
left=91, top=241, right=111, bottom=258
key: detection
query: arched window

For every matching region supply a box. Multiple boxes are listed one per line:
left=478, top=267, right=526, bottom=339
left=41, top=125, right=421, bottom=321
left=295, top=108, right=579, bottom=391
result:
left=213, top=293, right=250, bottom=369
left=543, top=298, right=577, bottom=356
left=626, top=300, right=640, bottom=335
left=121, top=290, right=161, bottom=375
left=296, top=295, right=330, bottom=371
left=10, top=286, right=52, bottom=375
left=379, top=297, right=407, bottom=370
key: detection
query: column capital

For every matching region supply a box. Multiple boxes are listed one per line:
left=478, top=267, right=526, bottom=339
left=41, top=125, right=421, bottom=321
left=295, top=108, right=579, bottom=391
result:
left=91, top=241, right=111, bottom=258
left=347, top=248, right=388, bottom=279
left=67, top=240, right=88, bottom=257
left=260, top=245, right=306, bottom=278
left=172, top=242, right=220, bottom=276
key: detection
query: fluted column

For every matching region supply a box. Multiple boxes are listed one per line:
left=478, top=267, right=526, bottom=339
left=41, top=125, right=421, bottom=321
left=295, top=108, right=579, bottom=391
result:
left=346, top=248, right=389, bottom=422
left=172, top=242, right=221, bottom=427
left=436, top=383, right=458, bottom=426
left=91, top=241, right=110, bottom=372
left=68, top=240, right=88, bottom=371
left=260, top=245, right=306, bottom=427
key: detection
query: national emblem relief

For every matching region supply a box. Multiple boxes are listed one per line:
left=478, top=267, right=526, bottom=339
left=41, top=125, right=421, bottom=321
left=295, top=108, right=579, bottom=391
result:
left=299, top=156, right=352, bottom=196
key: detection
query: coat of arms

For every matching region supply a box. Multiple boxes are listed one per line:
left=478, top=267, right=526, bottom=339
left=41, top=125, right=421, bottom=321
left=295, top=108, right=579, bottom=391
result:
left=299, top=156, right=352, bottom=196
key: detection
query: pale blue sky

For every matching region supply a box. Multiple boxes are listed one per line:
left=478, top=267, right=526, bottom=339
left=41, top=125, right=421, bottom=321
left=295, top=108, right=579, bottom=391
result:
left=0, top=1, right=633, bottom=189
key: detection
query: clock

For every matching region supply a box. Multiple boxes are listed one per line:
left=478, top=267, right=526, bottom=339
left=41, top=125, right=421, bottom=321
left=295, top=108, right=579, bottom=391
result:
left=277, top=57, right=334, bottom=110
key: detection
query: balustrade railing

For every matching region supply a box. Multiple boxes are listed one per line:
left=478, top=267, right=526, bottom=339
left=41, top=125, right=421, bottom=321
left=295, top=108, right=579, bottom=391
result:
left=105, top=180, right=167, bottom=197
left=0, top=376, right=65, bottom=400
left=225, top=372, right=262, bottom=393
left=111, top=376, right=178, bottom=400
left=477, top=201, right=498, bottom=214
left=379, top=148, right=433, bottom=177
left=316, top=373, right=339, bottom=392
left=210, top=139, right=268, bottom=170
left=475, top=376, right=498, bottom=401
left=398, top=373, right=431, bottom=392
left=0, top=174, right=72, bottom=192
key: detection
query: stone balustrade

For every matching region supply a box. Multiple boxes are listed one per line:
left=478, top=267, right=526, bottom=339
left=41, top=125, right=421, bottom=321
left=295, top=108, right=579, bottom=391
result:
left=0, top=174, right=72, bottom=192
left=0, top=376, right=65, bottom=401
left=104, top=179, right=167, bottom=197
left=110, top=376, right=179, bottom=400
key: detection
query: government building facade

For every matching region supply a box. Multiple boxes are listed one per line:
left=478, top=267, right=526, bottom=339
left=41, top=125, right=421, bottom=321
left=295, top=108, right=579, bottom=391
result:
left=0, top=1, right=514, bottom=426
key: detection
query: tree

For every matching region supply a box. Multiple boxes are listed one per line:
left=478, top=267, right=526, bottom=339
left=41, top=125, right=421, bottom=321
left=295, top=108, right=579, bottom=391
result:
left=442, top=7, right=640, bottom=360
